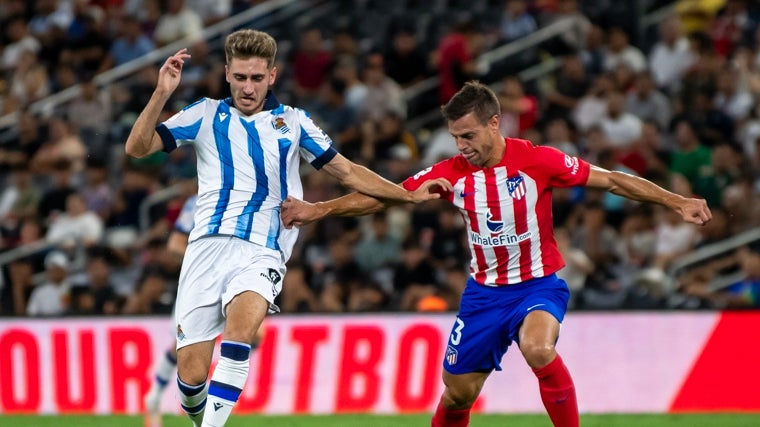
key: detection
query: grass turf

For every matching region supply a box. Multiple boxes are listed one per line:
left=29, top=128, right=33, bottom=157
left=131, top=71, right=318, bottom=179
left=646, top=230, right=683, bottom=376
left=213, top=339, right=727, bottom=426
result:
left=2, top=414, right=760, bottom=427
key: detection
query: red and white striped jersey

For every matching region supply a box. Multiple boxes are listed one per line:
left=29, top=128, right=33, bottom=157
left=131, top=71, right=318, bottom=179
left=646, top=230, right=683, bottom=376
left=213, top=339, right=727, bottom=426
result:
left=403, top=137, right=590, bottom=286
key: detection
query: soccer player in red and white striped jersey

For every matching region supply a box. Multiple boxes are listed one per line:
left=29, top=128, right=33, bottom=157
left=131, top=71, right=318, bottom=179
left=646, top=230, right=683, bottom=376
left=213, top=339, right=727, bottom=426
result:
left=281, top=81, right=711, bottom=427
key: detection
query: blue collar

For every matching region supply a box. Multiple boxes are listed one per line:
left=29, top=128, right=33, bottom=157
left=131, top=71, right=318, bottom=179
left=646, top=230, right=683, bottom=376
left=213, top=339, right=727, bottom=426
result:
left=224, top=90, right=280, bottom=112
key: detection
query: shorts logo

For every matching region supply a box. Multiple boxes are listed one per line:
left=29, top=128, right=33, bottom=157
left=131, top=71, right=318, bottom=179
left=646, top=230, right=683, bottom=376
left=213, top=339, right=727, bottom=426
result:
left=177, top=324, right=186, bottom=341
left=261, top=268, right=281, bottom=285
left=261, top=269, right=282, bottom=298
left=445, top=345, right=458, bottom=365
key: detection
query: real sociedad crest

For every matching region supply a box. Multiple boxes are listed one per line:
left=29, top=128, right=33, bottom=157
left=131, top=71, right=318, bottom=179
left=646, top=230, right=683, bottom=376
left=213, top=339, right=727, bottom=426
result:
left=506, top=175, right=526, bottom=200
left=486, top=209, right=503, bottom=234
left=272, top=117, right=290, bottom=134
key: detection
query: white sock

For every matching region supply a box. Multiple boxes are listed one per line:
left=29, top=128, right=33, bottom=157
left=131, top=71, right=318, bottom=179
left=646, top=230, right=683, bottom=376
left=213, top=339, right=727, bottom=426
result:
left=145, top=349, right=177, bottom=412
left=177, top=377, right=208, bottom=427
left=202, top=340, right=251, bottom=427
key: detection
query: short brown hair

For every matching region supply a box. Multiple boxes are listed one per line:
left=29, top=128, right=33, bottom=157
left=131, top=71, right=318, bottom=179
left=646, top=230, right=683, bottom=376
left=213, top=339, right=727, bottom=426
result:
left=224, top=29, right=277, bottom=68
left=441, top=81, right=500, bottom=125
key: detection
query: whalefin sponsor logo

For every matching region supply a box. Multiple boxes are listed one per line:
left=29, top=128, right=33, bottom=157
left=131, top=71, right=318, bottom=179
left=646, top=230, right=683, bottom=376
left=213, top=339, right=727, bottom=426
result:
left=486, top=209, right=503, bottom=234
left=469, top=230, right=533, bottom=247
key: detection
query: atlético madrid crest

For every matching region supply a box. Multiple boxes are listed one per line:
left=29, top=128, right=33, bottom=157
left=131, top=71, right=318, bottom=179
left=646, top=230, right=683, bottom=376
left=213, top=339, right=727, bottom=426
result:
left=506, top=175, right=526, bottom=200
left=446, top=345, right=458, bottom=365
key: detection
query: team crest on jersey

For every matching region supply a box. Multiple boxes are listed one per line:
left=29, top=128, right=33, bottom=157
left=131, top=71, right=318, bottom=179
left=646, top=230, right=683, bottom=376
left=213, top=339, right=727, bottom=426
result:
left=506, top=175, right=526, bottom=200
left=445, top=346, right=458, bottom=365
left=177, top=324, right=186, bottom=341
left=486, top=209, right=504, bottom=234
left=272, top=117, right=290, bottom=134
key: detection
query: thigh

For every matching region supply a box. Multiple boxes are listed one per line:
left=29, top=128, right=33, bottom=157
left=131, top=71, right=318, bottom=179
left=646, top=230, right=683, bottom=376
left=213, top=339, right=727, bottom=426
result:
left=443, top=285, right=511, bottom=374
left=223, top=244, right=285, bottom=314
left=175, top=239, right=226, bottom=349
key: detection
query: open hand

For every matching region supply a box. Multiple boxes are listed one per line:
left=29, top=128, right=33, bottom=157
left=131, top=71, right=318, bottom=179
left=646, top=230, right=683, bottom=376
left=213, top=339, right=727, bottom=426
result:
left=409, top=178, right=453, bottom=203
left=157, top=48, right=191, bottom=95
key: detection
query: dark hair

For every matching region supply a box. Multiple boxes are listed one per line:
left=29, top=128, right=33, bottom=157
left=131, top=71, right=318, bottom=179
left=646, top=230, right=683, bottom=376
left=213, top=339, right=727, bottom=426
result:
left=441, top=81, right=500, bottom=124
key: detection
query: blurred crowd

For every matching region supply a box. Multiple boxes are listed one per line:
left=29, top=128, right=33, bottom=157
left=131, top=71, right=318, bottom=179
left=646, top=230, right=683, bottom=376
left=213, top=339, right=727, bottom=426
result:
left=1, top=0, right=760, bottom=318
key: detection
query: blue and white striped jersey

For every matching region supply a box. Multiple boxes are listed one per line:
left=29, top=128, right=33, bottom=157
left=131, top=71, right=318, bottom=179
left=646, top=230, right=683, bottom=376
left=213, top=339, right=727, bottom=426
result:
left=174, top=195, right=197, bottom=234
left=156, top=92, right=337, bottom=261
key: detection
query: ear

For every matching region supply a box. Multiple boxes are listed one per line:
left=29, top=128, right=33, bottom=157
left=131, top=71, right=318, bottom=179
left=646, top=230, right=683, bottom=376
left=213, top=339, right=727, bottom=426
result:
left=488, top=114, right=500, bottom=131
left=224, top=64, right=230, bottom=83
left=269, top=66, right=278, bottom=86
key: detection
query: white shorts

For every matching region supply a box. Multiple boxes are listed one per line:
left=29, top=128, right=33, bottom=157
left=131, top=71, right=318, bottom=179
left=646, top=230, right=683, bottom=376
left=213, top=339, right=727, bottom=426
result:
left=174, top=236, right=285, bottom=349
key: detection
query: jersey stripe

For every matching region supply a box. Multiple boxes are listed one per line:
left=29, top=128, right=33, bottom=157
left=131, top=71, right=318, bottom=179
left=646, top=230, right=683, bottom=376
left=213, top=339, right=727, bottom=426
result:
left=209, top=102, right=234, bottom=234
left=511, top=171, right=533, bottom=282
left=235, top=119, right=269, bottom=240
left=171, top=118, right=202, bottom=141
left=490, top=167, right=511, bottom=283
left=467, top=172, right=489, bottom=284
left=522, top=175, right=545, bottom=277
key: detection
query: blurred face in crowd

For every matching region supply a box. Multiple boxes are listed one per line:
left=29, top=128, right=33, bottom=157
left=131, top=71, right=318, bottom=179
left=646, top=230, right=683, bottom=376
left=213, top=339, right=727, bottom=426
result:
left=226, top=56, right=276, bottom=116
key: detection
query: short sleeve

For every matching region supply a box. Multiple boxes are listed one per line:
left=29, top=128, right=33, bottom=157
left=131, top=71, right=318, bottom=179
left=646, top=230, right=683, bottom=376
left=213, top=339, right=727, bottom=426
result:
left=536, top=145, right=591, bottom=188
left=402, top=161, right=454, bottom=200
left=296, top=108, right=338, bottom=169
left=156, top=98, right=208, bottom=152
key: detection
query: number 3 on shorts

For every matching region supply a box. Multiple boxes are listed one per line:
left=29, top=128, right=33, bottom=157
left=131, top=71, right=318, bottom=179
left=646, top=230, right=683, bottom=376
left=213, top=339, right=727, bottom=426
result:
left=450, top=317, right=465, bottom=345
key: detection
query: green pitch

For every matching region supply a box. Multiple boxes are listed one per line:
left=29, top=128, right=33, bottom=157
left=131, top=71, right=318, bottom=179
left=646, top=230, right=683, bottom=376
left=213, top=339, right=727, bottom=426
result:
left=2, top=414, right=760, bottom=426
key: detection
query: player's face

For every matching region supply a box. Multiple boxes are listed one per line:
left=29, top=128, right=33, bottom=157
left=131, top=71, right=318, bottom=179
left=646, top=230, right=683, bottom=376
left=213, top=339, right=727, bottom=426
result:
left=226, top=56, right=277, bottom=116
left=448, top=112, right=502, bottom=168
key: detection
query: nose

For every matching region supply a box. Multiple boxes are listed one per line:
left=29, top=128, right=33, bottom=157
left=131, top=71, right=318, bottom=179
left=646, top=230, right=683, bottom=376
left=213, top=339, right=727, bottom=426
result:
left=455, top=138, right=467, bottom=152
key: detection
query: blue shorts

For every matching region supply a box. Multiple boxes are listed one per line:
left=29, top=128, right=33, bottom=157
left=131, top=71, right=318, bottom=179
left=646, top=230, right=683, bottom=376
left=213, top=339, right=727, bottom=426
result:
left=443, top=274, right=570, bottom=374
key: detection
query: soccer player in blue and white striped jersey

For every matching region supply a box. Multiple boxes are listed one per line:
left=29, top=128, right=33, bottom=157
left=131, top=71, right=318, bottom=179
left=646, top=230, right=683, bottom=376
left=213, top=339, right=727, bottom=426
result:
left=126, top=29, right=449, bottom=427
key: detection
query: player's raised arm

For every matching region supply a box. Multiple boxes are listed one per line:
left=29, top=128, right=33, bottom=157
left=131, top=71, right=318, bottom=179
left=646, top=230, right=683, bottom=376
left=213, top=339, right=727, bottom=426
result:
left=125, top=49, right=191, bottom=158
left=319, top=153, right=451, bottom=203
left=585, top=165, right=712, bottom=225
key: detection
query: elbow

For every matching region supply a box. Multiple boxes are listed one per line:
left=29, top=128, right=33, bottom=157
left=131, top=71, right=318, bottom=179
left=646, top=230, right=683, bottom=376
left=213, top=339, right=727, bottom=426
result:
left=125, top=139, right=148, bottom=158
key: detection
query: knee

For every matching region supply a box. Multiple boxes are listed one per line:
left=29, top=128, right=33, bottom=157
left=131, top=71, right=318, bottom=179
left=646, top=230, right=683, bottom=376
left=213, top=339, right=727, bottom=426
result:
left=177, top=352, right=210, bottom=385
left=519, top=340, right=556, bottom=369
left=442, top=382, right=481, bottom=409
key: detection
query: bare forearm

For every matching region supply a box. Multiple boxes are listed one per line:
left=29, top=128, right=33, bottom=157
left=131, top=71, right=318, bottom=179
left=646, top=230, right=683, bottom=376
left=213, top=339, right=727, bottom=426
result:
left=340, top=163, right=413, bottom=203
left=125, top=90, right=170, bottom=158
left=315, top=192, right=391, bottom=218
left=607, top=170, right=684, bottom=209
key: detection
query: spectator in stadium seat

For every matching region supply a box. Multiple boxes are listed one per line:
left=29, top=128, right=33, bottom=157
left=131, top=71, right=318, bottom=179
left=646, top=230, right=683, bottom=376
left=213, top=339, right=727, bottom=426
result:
left=26, top=251, right=71, bottom=317
left=383, top=23, right=430, bottom=88
left=46, top=191, right=104, bottom=249
left=290, top=26, right=333, bottom=106
left=435, top=18, right=484, bottom=104
left=648, top=15, right=695, bottom=93
left=152, top=0, right=203, bottom=47
left=496, top=76, right=538, bottom=139
left=281, top=81, right=711, bottom=427
left=100, top=14, right=155, bottom=70
left=599, top=90, right=643, bottom=151
left=542, top=54, right=590, bottom=123
left=625, top=72, right=672, bottom=132
left=602, top=27, right=647, bottom=73
left=358, top=52, right=406, bottom=123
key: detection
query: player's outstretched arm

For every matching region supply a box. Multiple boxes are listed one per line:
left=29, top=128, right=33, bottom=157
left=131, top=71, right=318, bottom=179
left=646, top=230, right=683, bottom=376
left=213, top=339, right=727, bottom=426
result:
left=320, top=154, right=452, bottom=203
left=585, top=165, right=712, bottom=225
left=126, top=49, right=191, bottom=158
left=281, top=178, right=449, bottom=228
